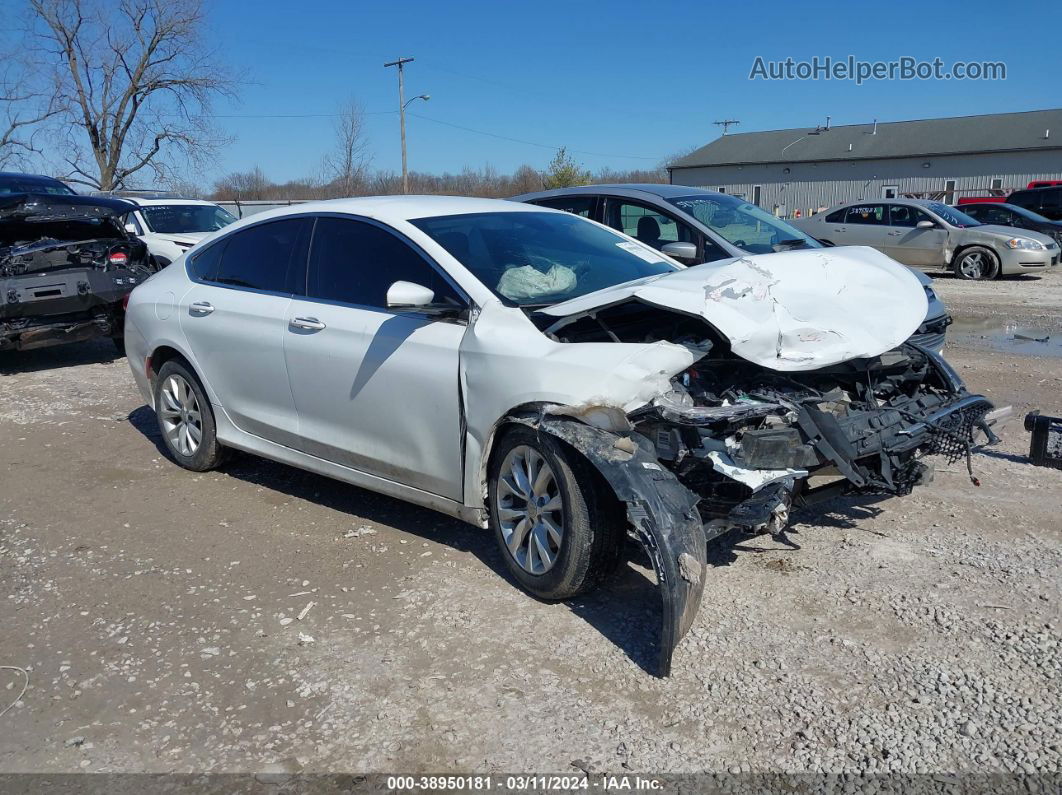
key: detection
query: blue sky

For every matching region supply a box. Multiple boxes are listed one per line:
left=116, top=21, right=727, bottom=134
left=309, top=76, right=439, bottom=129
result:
left=205, top=0, right=1060, bottom=185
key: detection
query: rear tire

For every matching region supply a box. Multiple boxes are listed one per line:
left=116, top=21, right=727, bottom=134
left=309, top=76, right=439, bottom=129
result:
left=488, top=425, right=623, bottom=600
left=953, top=246, right=1000, bottom=280
left=153, top=359, right=227, bottom=471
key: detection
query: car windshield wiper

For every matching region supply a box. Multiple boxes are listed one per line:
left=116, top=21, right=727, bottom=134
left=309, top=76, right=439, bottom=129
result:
left=774, top=238, right=809, bottom=250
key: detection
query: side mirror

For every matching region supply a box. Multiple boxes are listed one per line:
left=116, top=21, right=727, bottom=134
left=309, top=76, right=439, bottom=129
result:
left=124, top=223, right=139, bottom=235
left=386, top=280, right=435, bottom=308
left=916, top=220, right=935, bottom=230
left=661, top=241, right=698, bottom=261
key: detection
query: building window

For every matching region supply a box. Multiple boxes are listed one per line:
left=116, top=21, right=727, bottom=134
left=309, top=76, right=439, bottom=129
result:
left=990, top=178, right=1003, bottom=195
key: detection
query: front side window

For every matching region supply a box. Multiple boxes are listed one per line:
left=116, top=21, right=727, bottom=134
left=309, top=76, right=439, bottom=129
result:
left=213, top=218, right=309, bottom=292
left=123, top=213, right=144, bottom=236
left=845, top=205, right=886, bottom=225
left=411, top=211, right=676, bottom=307
left=604, top=201, right=693, bottom=251
left=887, top=204, right=933, bottom=227
left=307, top=217, right=462, bottom=309
left=533, top=196, right=596, bottom=218
left=140, top=204, right=236, bottom=234
left=669, top=194, right=821, bottom=254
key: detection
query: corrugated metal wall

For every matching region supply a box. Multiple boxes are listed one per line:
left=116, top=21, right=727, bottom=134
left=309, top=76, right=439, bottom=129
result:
left=669, top=149, right=1062, bottom=218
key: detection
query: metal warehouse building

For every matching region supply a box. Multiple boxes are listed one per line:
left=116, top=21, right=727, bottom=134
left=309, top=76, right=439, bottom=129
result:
left=668, top=108, right=1062, bottom=219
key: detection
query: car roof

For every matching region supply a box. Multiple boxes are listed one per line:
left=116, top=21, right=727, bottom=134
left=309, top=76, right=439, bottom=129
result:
left=219, top=195, right=555, bottom=228
left=512, top=184, right=720, bottom=202
left=0, top=172, right=73, bottom=190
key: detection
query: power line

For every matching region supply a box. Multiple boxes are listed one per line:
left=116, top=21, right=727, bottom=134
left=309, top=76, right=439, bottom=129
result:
left=406, top=112, right=658, bottom=161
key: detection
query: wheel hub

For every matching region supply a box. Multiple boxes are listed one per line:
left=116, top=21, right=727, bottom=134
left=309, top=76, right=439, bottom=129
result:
left=495, top=444, right=565, bottom=575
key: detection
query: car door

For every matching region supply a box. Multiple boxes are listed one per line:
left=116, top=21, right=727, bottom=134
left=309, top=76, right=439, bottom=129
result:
left=836, top=204, right=889, bottom=251
left=179, top=217, right=311, bottom=448
left=883, top=204, right=947, bottom=267
left=283, top=215, right=467, bottom=500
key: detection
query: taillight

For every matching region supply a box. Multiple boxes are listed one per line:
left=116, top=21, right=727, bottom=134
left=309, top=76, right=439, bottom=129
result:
left=122, top=294, right=131, bottom=310
left=108, top=250, right=128, bottom=266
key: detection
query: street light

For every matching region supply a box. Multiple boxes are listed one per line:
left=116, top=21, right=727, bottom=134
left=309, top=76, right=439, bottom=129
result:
left=384, top=56, right=430, bottom=194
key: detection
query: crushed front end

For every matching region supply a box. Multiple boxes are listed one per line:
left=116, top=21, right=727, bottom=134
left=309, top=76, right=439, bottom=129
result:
left=1, top=193, right=151, bottom=352
left=631, top=343, right=999, bottom=537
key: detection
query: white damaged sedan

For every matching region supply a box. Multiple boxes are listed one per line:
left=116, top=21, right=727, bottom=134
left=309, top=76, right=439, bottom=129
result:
left=124, top=196, right=1005, bottom=674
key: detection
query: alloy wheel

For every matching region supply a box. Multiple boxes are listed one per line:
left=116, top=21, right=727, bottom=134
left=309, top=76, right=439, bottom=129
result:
left=159, top=373, right=203, bottom=456
left=958, top=251, right=987, bottom=279
left=496, top=444, right=565, bottom=575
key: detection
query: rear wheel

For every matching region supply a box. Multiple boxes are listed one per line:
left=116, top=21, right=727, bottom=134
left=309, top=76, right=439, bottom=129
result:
left=488, top=426, right=623, bottom=600
left=153, top=359, right=227, bottom=471
left=953, top=246, right=1000, bottom=280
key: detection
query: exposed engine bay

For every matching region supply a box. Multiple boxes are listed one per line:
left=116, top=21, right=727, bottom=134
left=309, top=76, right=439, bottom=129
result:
left=1, top=194, right=152, bottom=351
left=523, top=294, right=1004, bottom=675
left=542, top=299, right=998, bottom=537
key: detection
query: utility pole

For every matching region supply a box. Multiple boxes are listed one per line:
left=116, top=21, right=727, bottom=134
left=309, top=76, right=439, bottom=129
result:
left=385, top=56, right=415, bottom=193
left=713, top=119, right=741, bottom=135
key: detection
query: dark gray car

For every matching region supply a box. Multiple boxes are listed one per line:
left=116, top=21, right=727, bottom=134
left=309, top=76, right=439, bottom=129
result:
left=512, top=184, right=951, bottom=351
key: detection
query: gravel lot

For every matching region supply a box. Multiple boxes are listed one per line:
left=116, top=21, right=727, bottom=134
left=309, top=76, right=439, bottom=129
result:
left=1, top=270, right=1059, bottom=776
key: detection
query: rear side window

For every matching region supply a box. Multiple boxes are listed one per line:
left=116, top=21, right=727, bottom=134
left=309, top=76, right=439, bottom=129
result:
left=533, top=196, right=596, bottom=218
left=307, top=217, right=463, bottom=309
left=214, top=218, right=309, bottom=293
left=188, top=240, right=226, bottom=281
left=845, top=204, right=886, bottom=225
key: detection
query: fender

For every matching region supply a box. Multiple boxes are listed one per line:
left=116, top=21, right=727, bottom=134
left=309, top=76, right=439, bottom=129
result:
left=509, top=414, right=707, bottom=676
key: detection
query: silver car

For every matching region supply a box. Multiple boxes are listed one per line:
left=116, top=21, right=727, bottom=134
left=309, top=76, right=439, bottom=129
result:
left=513, top=185, right=951, bottom=351
left=124, top=196, right=1002, bottom=674
left=793, top=198, right=1060, bottom=280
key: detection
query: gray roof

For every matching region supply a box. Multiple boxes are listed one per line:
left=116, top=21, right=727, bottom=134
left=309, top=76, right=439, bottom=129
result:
left=670, top=109, right=1062, bottom=169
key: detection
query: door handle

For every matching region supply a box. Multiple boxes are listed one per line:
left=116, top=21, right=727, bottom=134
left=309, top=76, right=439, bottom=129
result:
left=189, top=301, right=214, bottom=315
left=887, top=231, right=903, bottom=236
left=290, top=316, right=326, bottom=331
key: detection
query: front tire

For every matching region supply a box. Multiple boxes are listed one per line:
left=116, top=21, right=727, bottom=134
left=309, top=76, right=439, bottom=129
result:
left=953, top=246, right=1000, bottom=280
left=153, top=359, right=227, bottom=471
left=488, top=426, right=623, bottom=600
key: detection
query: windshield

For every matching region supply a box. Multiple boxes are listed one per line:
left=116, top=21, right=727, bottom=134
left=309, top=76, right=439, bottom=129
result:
left=668, top=194, right=822, bottom=253
left=411, top=211, right=677, bottom=307
left=140, top=204, right=236, bottom=234
left=924, top=202, right=981, bottom=228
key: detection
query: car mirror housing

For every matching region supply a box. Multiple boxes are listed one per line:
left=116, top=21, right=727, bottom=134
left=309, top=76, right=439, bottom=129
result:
left=916, top=220, right=936, bottom=230
left=661, top=241, right=698, bottom=261
left=386, top=280, right=435, bottom=308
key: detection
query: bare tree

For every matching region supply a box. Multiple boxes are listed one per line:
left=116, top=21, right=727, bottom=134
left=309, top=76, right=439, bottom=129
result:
left=321, top=98, right=370, bottom=197
left=0, top=52, right=60, bottom=169
left=27, top=0, right=236, bottom=190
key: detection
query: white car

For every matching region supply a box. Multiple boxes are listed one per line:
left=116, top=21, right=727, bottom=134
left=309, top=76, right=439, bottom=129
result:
left=120, top=198, right=236, bottom=268
left=123, top=196, right=1003, bottom=674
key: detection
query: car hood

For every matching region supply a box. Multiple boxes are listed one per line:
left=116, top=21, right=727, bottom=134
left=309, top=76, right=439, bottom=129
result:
left=969, top=224, right=1057, bottom=245
left=0, top=192, right=135, bottom=221
left=538, top=246, right=929, bottom=372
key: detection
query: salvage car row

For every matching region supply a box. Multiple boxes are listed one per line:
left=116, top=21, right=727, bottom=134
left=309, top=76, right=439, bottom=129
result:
left=1, top=171, right=1012, bottom=673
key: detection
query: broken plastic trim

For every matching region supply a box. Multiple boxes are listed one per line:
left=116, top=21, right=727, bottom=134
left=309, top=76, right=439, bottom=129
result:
left=507, top=413, right=706, bottom=677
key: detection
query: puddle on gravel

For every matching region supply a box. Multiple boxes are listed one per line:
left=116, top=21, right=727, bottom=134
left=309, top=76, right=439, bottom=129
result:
left=948, top=317, right=1062, bottom=358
